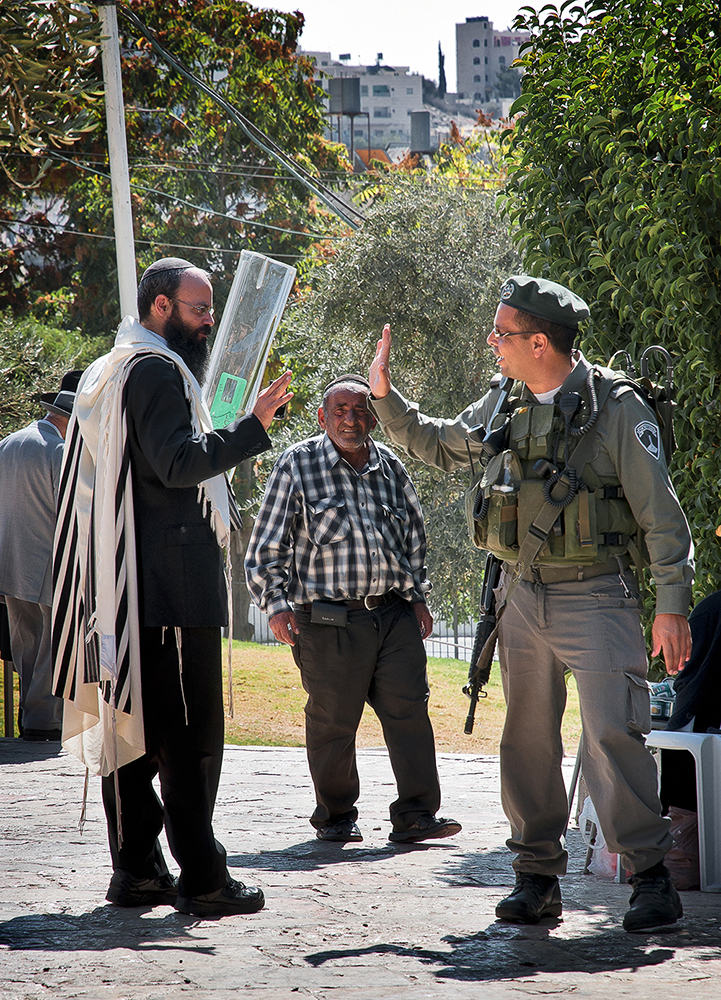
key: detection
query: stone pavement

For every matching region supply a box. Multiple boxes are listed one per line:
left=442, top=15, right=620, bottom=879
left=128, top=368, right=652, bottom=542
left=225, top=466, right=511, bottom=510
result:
left=1, top=737, right=721, bottom=1000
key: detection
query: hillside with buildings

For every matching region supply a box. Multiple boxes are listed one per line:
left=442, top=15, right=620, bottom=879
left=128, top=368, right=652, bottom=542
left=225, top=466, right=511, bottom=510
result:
left=301, top=15, right=527, bottom=166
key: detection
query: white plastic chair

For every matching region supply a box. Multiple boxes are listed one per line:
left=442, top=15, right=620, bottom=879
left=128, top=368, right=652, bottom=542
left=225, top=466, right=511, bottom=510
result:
left=645, top=730, right=721, bottom=892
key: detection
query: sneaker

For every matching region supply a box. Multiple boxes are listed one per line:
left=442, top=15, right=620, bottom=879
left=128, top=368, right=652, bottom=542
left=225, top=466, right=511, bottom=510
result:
left=388, top=815, right=462, bottom=843
left=496, top=873, right=563, bottom=924
left=175, top=877, right=265, bottom=916
left=316, top=820, right=363, bottom=842
left=106, top=870, right=178, bottom=907
left=623, top=864, right=683, bottom=932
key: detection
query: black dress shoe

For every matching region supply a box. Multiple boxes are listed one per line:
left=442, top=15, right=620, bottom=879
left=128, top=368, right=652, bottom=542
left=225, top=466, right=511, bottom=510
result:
left=623, top=864, right=683, bottom=932
left=175, top=878, right=265, bottom=916
left=388, top=815, right=462, bottom=843
left=106, top=870, right=178, bottom=907
left=316, top=820, right=363, bottom=842
left=496, top=873, right=563, bottom=923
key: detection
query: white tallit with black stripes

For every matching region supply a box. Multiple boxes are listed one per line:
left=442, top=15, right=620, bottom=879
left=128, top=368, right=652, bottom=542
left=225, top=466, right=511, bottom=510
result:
left=52, top=317, right=231, bottom=777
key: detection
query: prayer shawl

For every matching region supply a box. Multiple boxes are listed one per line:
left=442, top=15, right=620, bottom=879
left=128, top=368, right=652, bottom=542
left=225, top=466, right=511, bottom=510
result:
left=52, top=317, right=231, bottom=777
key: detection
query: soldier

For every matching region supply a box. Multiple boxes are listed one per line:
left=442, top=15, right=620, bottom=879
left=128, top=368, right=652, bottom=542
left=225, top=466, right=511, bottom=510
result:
left=368, top=275, right=693, bottom=933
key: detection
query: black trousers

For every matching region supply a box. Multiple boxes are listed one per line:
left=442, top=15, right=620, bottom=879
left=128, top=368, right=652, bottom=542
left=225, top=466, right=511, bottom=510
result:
left=291, top=597, right=441, bottom=831
left=101, top=626, right=228, bottom=897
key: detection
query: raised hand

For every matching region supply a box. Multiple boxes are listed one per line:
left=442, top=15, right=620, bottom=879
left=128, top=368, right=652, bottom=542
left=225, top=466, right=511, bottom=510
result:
left=252, top=371, right=293, bottom=430
left=369, top=324, right=392, bottom=399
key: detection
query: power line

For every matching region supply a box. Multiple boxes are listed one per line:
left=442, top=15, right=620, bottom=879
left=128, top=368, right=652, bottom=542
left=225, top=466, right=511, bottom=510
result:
left=117, top=4, right=365, bottom=230
left=48, top=151, right=349, bottom=240
left=6, top=148, right=355, bottom=181
left=0, top=218, right=312, bottom=259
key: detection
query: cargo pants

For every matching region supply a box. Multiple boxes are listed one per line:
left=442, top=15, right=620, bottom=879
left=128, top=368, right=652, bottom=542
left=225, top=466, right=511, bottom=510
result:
left=497, top=568, right=673, bottom=876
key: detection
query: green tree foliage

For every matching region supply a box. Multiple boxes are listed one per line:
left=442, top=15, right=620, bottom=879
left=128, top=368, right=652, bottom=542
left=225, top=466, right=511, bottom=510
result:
left=281, top=167, right=520, bottom=621
left=0, top=313, right=108, bottom=437
left=502, top=0, right=721, bottom=599
left=0, top=0, right=101, bottom=156
left=1, top=0, right=348, bottom=335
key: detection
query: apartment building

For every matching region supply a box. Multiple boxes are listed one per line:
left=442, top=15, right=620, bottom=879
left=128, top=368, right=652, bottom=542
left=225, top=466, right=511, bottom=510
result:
left=302, top=50, right=423, bottom=147
left=456, top=16, right=530, bottom=105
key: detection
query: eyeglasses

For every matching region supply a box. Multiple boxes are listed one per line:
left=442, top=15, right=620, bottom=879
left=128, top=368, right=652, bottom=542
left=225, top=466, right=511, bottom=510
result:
left=172, top=298, right=215, bottom=319
left=489, top=326, right=539, bottom=340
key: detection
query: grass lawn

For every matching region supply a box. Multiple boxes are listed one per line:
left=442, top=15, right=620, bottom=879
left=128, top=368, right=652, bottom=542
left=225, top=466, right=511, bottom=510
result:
left=2, top=642, right=583, bottom=755
left=221, top=640, right=582, bottom=756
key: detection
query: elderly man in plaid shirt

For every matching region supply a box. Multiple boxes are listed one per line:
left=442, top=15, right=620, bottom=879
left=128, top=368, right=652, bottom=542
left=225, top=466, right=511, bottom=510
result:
left=245, top=374, right=461, bottom=844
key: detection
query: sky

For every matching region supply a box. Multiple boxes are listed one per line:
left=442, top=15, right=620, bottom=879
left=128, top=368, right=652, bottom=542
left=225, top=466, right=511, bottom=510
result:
left=255, top=1, right=526, bottom=88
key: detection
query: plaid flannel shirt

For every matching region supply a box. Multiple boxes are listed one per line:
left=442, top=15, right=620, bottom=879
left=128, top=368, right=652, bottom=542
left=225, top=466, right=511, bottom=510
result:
left=245, top=433, right=431, bottom=619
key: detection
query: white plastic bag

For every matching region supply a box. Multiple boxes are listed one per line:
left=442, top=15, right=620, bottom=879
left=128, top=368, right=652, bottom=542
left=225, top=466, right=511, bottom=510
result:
left=579, top=796, right=619, bottom=879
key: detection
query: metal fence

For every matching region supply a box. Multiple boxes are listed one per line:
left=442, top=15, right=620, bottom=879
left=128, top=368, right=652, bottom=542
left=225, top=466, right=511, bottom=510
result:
left=245, top=604, right=476, bottom=663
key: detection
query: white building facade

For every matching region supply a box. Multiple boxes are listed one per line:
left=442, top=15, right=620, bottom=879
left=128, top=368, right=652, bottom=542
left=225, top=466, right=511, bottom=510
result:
left=455, top=16, right=530, bottom=105
left=303, top=50, right=423, bottom=148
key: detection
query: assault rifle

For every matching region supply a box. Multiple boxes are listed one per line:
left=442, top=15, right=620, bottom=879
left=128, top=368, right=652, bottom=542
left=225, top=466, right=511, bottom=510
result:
left=463, top=551, right=503, bottom=734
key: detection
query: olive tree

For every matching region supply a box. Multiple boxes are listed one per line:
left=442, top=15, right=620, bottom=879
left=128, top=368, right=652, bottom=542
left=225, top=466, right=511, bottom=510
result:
left=280, top=174, right=521, bottom=621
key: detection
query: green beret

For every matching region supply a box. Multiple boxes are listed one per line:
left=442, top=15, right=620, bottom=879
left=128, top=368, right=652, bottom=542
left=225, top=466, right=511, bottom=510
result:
left=499, top=275, right=590, bottom=329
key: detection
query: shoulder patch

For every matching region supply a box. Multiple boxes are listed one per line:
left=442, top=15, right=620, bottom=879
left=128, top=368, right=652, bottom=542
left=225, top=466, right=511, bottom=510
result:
left=634, top=420, right=660, bottom=459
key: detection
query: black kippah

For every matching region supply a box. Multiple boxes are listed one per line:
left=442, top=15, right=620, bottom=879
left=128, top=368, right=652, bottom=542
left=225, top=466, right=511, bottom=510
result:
left=140, top=257, right=195, bottom=282
left=323, top=373, right=371, bottom=395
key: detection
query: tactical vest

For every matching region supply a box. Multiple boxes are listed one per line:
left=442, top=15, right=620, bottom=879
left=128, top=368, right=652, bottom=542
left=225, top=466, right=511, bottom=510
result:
left=464, top=374, right=643, bottom=566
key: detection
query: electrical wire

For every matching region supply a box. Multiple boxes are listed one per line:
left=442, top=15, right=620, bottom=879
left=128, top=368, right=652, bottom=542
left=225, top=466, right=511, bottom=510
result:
left=0, top=218, right=312, bottom=259
left=117, top=3, right=365, bottom=230
left=47, top=150, right=348, bottom=239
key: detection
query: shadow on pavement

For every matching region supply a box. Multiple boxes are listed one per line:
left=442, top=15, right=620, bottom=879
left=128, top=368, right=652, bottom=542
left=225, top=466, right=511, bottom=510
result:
left=0, top=739, right=62, bottom=764
left=227, top=838, right=456, bottom=872
left=302, top=921, right=717, bottom=981
left=0, top=906, right=217, bottom=954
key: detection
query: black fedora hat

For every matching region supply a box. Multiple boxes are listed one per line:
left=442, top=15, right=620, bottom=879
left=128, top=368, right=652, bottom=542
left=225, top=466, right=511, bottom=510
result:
left=38, top=370, right=83, bottom=418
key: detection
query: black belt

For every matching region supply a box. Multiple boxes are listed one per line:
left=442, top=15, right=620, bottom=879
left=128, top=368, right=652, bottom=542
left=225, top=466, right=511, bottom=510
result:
left=296, top=593, right=396, bottom=612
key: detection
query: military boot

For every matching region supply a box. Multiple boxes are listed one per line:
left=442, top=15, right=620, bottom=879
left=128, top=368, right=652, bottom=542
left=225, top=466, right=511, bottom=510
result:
left=623, top=863, right=683, bottom=932
left=495, top=873, right=562, bottom=924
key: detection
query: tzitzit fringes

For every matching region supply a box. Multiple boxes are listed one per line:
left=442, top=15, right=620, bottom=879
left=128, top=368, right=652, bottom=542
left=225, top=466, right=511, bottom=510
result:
left=78, top=767, right=90, bottom=834
left=174, top=627, right=189, bottom=725
left=225, top=547, right=234, bottom=718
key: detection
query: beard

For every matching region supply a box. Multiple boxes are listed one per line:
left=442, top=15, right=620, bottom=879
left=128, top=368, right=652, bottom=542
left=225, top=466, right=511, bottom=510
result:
left=163, top=311, right=210, bottom=384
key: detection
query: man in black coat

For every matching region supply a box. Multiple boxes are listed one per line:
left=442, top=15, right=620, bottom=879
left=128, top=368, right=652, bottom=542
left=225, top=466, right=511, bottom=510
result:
left=57, top=258, right=291, bottom=917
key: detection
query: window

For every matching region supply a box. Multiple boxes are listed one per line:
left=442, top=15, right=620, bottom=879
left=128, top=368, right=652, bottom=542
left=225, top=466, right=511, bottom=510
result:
left=406, top=87, right=413, bottom=94
left=361, top=85, right=368, bottom=95
left=499, top=56, right=506, bottom=65
left=473, top=75, right=481, bottom=82
left=485, top=75, right=489, bottom=82
left=373, top=84, right=390, bottom=96
left=485, top=57, right=488, bottom=64
left=484, top=39, right=488, bottom=47
left=474, top=92, right=482, bottom=100
left=373, top=106, right=391, bottom=118
left=321, top=61, right=328, bottom=66
left=473, top=57, right=480, bottom=65
left=374, top=129, right=384, bottom=136
left=473, top=39, right=480, bottom=48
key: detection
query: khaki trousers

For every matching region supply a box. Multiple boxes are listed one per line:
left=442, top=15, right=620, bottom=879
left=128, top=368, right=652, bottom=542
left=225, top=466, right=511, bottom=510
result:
left=498, top=570, right=672, bottom=875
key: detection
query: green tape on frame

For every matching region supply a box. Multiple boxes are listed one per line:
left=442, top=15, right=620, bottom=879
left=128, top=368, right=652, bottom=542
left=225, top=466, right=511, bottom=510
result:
left=209, top=372, right=248, bottom=429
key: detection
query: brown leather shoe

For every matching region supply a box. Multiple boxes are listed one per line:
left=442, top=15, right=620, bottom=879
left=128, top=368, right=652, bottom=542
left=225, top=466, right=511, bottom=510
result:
left=316, top=820, right=363, bottom=842
left=389, top=815, right=462, bottom=843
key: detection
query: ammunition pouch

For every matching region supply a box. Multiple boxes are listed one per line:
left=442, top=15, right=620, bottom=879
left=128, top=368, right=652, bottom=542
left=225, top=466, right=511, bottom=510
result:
left=465, top=384, right=642, bottom=567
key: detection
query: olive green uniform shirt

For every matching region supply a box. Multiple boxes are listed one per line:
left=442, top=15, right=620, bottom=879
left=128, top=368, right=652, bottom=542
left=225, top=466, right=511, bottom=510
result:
left=370, top=352, right=694, bottom=616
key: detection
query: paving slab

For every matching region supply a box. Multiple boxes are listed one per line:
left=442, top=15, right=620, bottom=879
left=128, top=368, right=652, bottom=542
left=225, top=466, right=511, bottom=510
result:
left=1, top=738, right=720, bottom=999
